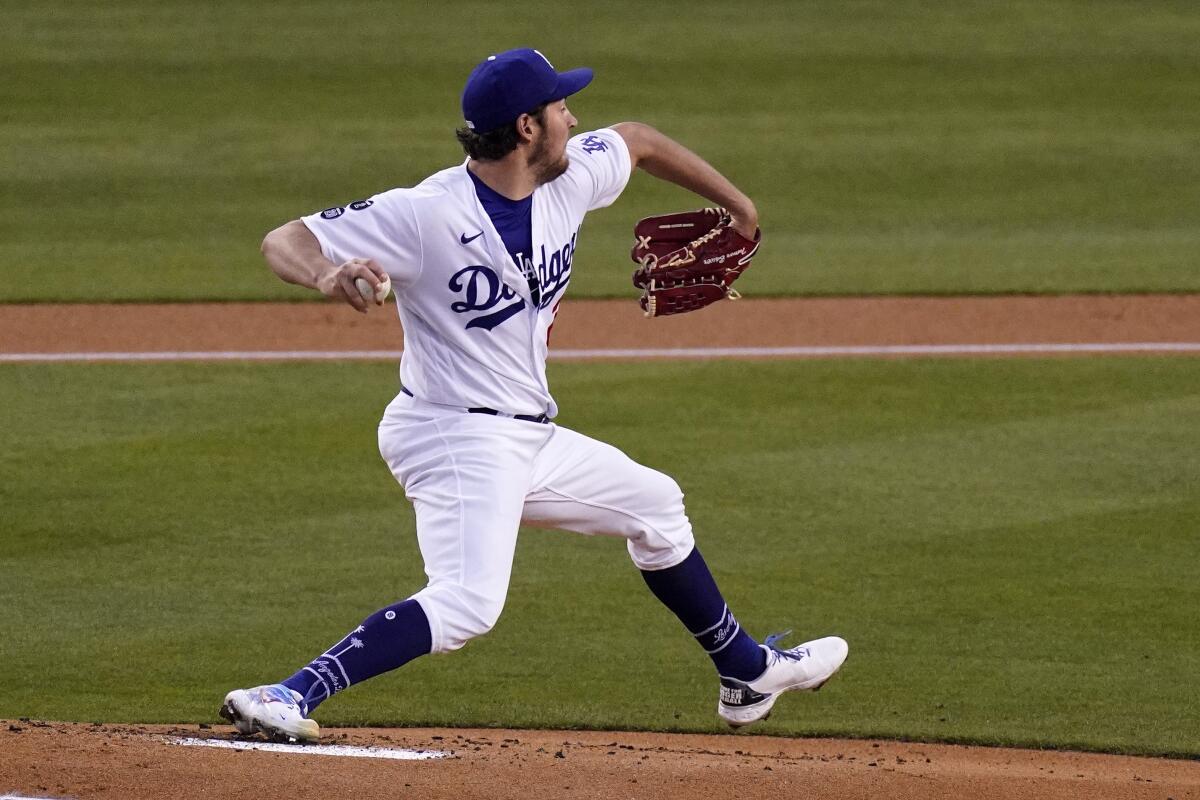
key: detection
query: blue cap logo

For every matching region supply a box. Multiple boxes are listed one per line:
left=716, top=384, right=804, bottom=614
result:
left=461, top=48, right=593, bottom=133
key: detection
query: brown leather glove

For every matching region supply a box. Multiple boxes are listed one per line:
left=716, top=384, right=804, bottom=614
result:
left=630, top=208, right=761, bottom=317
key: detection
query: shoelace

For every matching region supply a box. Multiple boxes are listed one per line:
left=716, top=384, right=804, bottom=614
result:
left=763, top=631, right=811, bottom=663
left=259, top=685, right=302, bottom=709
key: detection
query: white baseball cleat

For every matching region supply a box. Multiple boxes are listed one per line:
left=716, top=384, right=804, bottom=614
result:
left=717, top=633, right=849, bottom=729
left=219, top=684, right=320, bottom=743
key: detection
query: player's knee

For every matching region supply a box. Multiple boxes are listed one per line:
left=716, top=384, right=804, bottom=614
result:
left=414, top=583, right=507, bottom=653
left=641, top=470, right=686, bottom=511
left=464, top=592, right=506, bottom=636
left=625, top=470, right=694, bottom=569
left=627, top=525, right=694, bottom=571
left=643, top=471, right=690, bottom=535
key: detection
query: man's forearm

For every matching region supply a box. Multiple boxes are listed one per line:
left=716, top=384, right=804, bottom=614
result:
left=613, top=122, right=757, bottom=229
left=261, top=220, right=336, bottom=291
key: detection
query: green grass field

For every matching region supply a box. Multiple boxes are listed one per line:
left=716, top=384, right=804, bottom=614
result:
left=3, top=0, right=1198, bottom=300
left=2, top=358, right=1198, bottom=756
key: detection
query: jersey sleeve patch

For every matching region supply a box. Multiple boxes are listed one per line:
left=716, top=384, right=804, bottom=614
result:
left=565, top=128, right=632, bottom=212
left=578, top=134, right=610, bottom=154
left=300, top=190, right=422, bottom=288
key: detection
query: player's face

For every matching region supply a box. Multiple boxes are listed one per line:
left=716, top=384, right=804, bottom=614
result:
left=528, top=100, right=577, bottom=184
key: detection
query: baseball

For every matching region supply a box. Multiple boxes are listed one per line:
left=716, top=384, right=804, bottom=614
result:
left=355, top=274, right=392, bottom=305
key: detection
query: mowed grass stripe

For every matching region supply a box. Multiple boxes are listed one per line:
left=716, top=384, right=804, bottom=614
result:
left=0, top=358, right=1197, bottom=755
left=1, top=0, right=1198, bottom=300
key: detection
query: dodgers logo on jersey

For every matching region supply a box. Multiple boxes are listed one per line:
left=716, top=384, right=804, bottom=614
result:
left=448, top=265, right=526, bottom=331
left=579, top=135, right=609, bottom=154
left=448, top=229, right=580, bottom=330
left=529, top=230, right=578, bottom=309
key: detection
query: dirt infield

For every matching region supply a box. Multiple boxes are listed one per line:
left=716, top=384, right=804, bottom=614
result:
left=3, top=722, right=1199, bottom=800
left=4, top=295, right=1199, bottom=800
left=3, top=294, right=1200, bottom=356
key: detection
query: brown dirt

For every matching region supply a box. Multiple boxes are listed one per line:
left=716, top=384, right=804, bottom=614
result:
left=2, top=722, right=1198, bottom=800
left=2, top=294, right=1199, bottom=356
left=4, top=294, right=1198, bottom=800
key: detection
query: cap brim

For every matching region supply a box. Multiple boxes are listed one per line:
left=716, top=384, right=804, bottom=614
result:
left=552, top=67, right=593, bottom=101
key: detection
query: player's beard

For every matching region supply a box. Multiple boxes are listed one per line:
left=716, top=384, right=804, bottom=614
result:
left=528, top=135, right=569, bottom=185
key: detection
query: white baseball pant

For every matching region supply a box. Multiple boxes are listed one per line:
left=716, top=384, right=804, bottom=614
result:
left=378, top=391, right=696, bottom=654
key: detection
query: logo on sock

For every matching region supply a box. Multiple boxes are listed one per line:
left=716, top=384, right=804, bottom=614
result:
left=696, top=606, right=742, bottom=654
left=313, top=659, right=343, bottom=694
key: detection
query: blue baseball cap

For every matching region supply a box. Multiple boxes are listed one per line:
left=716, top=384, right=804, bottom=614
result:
left=461, top=48, right=593, bottom=133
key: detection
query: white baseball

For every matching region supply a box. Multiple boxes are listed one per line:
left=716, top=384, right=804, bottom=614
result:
left=355, top=274, right=392, bottom=305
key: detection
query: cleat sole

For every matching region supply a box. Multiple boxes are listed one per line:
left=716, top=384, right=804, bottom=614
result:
left=719, top=644, right=848, bottom=729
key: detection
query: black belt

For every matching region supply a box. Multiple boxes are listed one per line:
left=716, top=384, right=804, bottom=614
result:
left=401, top=387, right=549, bottom=424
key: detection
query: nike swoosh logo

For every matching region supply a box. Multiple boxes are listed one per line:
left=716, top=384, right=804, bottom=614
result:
left=460, top=231, right=484, bottom=245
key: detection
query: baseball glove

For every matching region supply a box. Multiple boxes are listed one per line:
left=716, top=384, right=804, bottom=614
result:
left=630, top=208, right=761, bottom=317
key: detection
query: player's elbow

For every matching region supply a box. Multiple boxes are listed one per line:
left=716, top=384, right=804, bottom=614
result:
left=612, top=121, right=659, bottom=167
left=260, top=220, right=297, bottom=259
left=259, top=220, right=315, bottom=285
left=260, top=227, right=279, bottom=260
left=260, top=220, right=314, bottom=276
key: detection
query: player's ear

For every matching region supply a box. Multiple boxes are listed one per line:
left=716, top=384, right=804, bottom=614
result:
left=516, top=112, right=538, bottom=143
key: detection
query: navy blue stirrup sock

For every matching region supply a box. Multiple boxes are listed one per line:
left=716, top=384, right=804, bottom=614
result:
left=640, top=547, right=767, bottom=682
left=281, top=598, right=432, bottom=713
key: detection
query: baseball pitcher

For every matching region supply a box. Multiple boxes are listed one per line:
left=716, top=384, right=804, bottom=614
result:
left=221, top=48, right=847, bottom=743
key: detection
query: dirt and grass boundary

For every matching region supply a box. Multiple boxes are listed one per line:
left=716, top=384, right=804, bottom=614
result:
left=3, top=295, right=1198, bottom=800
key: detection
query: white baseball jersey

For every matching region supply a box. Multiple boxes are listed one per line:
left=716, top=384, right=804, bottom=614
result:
left=301, top=127, right=632, bottom=418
